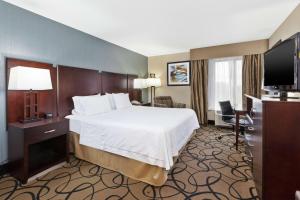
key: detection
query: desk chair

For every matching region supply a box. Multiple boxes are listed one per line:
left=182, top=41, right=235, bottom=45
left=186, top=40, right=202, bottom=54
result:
left=218, top=101, right=250, bottom=142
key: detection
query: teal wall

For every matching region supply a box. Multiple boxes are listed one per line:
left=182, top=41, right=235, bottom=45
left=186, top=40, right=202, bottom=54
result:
left=0, top=1, right=148, bottom=163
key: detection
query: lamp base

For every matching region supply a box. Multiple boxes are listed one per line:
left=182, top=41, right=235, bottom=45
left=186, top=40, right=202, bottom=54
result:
left=22, top=91, right=41, bottom=123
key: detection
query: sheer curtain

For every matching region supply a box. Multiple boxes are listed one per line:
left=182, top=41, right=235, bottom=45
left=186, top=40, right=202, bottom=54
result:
left=208, top=56, right=243, bottom=111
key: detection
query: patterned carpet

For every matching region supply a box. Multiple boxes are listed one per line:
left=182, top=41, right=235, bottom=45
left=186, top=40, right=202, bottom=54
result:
left=0, top=126, right=258, bottom=200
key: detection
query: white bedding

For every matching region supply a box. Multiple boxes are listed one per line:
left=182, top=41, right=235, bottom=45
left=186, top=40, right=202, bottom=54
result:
left=66, top=106, right=199, bottom=170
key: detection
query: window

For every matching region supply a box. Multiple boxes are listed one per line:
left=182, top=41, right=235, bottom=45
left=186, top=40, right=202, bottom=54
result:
left=208, top=56, right=243, bottom=111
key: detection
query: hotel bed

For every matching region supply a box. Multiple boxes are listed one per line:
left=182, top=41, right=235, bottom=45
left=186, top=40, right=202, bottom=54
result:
left=66, top=106, right=199, bottom=186
left=56, top=67, right=199, bottom=186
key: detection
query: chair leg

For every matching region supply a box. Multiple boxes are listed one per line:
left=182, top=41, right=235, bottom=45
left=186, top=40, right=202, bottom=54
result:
left=232, top=125, right=235, bottom=132
left=235, top=125, right=239, bottom=150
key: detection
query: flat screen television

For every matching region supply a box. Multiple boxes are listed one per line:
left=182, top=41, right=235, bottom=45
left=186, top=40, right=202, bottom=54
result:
left=264, top=33, right=300, bottom=95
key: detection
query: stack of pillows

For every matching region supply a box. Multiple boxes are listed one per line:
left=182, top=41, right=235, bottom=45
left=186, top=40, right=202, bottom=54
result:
left=72, top=93, right=132, bottom=115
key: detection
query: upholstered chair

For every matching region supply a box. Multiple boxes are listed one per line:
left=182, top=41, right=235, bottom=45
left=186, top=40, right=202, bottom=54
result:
left=154, top=96, right=186, bottom=108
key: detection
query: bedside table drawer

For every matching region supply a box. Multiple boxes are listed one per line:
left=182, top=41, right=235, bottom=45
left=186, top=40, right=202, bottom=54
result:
left=25, top=120, right=69, bottom=144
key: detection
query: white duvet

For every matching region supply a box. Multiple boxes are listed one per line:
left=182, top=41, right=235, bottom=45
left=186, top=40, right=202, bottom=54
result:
left=66, top=106, right=199, bottom=170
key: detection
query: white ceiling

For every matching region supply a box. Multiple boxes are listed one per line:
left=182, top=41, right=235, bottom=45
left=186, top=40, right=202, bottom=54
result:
left=3, top=0, right=300, bottom=56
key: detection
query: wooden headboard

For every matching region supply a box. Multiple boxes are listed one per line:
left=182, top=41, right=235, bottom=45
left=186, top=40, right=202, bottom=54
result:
left=57, top=67, right=142, bottom=117
left=101, top=71, right=128, bottom=94
left=101, top=71, right=141, bottom=101
left=57, top=65, right=100, bottom=117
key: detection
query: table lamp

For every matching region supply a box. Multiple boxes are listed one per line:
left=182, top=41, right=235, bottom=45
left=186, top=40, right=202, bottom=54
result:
left=133, top=78, right=147, bottom=89
left=146, top=73, right=161, bottom=105
left=8, top=66, right=53, bottom=123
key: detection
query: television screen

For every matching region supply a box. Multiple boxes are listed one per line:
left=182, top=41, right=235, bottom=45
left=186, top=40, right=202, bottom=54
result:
left=264, top=39, right=295, bottom=86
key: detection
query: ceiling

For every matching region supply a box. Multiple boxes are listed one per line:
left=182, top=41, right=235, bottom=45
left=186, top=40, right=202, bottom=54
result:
left=3, top=0, right=300, bottom=56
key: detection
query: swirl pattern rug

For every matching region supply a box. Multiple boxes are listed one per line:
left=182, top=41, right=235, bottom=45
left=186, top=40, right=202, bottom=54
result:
left=0, top=126, right=258, bottom=200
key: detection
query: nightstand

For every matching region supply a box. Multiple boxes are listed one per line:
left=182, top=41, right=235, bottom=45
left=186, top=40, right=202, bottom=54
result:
left=8, top=117, right=69, bottom=184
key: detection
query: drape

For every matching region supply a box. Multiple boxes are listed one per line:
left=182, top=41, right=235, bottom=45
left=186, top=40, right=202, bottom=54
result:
left=242, top=54, right=263, bottom=108
left=191, top=60, right=208, bottom=125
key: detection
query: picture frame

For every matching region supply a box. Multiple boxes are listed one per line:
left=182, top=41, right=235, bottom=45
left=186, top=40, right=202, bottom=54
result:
left=167, top=61, right=191, bottom=86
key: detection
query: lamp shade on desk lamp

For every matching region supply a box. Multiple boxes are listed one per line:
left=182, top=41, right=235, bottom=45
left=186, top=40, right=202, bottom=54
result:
left=133, top=78, right=147, bottom=89
left=8, top=66, right=53, bottom=91
left=146, top=77, right=161, bottom=87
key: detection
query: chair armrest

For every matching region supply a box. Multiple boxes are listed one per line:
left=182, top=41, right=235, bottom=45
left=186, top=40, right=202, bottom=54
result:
left=173, top=102, right=186, bottom=108
left=154, top=103, right=168, bottom=108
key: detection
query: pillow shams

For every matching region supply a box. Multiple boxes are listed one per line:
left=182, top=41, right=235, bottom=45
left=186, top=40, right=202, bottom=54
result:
left=113, top=93, right=132, bottom=109
left=73, top=94, right=111, bottom=115
left=72, top=94, right=100, bottom=114
left=105, top=93, right=116, bottom=109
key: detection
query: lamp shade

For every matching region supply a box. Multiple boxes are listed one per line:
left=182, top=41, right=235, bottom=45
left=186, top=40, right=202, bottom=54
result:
left=8, top=66, right=53, bottom=90
left=134, top=78, right=147, bottom=89
left=146, top=77, right=161, bottom=87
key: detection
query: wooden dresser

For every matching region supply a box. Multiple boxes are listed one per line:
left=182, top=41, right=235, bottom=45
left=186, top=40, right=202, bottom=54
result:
left=245, top=95, right=300, bottom=200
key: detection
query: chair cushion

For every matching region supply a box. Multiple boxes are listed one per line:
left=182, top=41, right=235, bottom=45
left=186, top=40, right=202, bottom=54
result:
left=224, top=118, right=250, bottom=126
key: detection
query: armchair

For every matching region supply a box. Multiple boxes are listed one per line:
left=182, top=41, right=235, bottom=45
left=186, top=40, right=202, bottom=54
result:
left=154, top=96, right=186, bottom=108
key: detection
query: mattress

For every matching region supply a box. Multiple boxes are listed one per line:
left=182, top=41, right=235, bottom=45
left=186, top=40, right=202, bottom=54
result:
left=66, top=106, right=199, bottom=170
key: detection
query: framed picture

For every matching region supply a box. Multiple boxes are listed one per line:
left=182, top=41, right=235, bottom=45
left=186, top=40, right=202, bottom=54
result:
left=167, top=61, right=191, bottom=86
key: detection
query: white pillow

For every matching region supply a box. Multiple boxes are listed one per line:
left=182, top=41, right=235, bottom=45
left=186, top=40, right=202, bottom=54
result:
left=113, top=93, right=132, bottom=109
left=71, top=109, right=78, bottom=115
left=105, top=93, right=116, bottom=110
left=72, top=94, right=100, bottom=114
left=79, top=95, right=111, bottom=115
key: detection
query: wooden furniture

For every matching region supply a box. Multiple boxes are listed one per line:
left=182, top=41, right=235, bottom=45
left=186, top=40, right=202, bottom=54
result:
left=245, top=95, right=300, bottom=200
left=8, top=118, right=69, bottom=184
